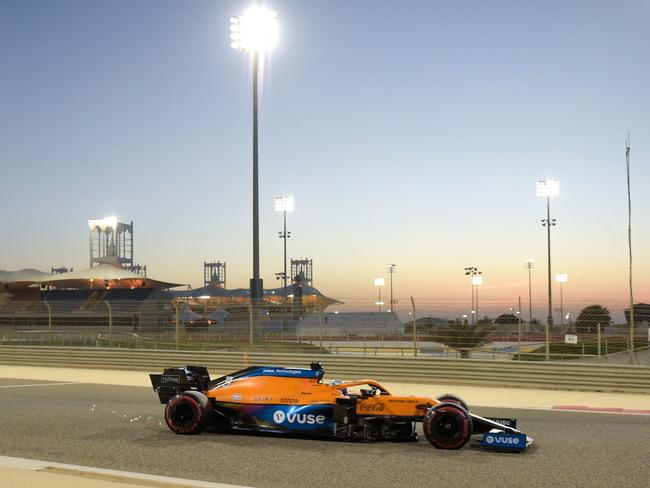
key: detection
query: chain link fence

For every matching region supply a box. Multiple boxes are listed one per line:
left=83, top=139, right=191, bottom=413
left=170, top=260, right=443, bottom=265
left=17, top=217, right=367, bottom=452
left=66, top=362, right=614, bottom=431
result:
left=0, top=296, right=648, bottom=364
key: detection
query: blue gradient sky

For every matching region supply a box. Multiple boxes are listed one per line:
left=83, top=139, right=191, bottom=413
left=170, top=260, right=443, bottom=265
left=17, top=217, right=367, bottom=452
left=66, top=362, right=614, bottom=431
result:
left=1, top=0, right=649, bottom=318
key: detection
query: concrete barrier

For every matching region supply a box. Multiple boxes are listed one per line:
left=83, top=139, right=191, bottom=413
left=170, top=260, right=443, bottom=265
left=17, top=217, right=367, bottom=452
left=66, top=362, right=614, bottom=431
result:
left=0, top=346, right=648, bottom=393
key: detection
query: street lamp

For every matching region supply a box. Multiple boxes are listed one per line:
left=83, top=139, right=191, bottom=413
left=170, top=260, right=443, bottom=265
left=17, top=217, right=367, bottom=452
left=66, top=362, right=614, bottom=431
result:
left=536, top=178, right=559, bottom=326
left=472, top=275, right=483, bottom=322
left=464, top=267, right=482, bottom=323
left=524, top=258, right=535, bottom=324
left=230, top=6, right=279, bottom=302
left=374, top=278, right=385, bottom=312
left=387, top=264, right=397, bottom=312
left=274, top=195, right=294, bottom=299
left=555, top=273, right=568, bottom=326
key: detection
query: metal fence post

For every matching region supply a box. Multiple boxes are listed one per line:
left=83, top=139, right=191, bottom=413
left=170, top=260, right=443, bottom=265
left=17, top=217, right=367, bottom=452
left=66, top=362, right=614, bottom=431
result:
left=105, top=301, right=112, bottom=347
left=545, top=322, right=550, bottom=361
left=317, top=298, right=323, bottom=352
left=248, top=303, right=253, bottom=351
left=173, top=300, right=180, bottom=349
left=597, top=322, right=601, bottom=358
left=44, top=300, right=52, bottom=347
left=410, top=296, right=418, bottom=357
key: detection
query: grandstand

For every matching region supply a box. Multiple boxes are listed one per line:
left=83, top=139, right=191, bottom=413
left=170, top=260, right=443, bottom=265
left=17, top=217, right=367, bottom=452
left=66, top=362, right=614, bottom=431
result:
left=296, top=312, right=403, bottom=337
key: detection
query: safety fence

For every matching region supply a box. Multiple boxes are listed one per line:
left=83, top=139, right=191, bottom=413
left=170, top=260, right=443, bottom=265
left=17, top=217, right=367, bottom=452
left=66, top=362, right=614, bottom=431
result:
left=0, top=298, right=648, bottom=364
left=0, top=346, right=648, bottom=394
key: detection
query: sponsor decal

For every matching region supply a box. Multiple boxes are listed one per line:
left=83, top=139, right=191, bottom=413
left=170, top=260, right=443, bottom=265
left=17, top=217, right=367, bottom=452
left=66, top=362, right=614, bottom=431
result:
left=161, top=375, right=180, bottom=384
left=486, top=417, right=517, bottom=429
left=253, top=396, right=272, bottom=402
left=231, top=394, right=242, bottom=401
left=358, top=402, right=386, bottom=413
left=280, top=397, right=299, bottom=404
left=273, top=410, right=326, bottom=425
left=244, top=367, right=321, bottom=379
left=481, top=432, right=527, bottom=450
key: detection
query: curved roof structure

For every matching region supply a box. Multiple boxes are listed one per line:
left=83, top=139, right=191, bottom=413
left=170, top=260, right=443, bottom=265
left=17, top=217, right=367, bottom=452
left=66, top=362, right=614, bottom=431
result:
left=0, top=264, right=181, bottom=290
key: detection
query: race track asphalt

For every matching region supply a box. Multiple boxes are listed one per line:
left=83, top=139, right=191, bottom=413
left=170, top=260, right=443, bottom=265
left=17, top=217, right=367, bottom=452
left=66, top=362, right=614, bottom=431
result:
left=0, top=378, right=648, bottom=488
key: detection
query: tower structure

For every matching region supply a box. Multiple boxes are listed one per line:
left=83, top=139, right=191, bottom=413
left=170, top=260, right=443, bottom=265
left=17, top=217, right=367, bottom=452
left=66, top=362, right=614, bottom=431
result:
left=88, top=217, right=134, bottom=268
left=291, top=258, right=313, bottom=286
left=204, top=261, right=227, bottom=288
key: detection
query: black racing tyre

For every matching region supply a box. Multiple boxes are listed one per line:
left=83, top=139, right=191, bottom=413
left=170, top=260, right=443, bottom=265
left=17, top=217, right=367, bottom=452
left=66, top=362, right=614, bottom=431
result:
left=435, top=394, right=469, bottom=411
left=423, top=402, right=473, bottom=449
left=164, top=391, right=212, bottom=435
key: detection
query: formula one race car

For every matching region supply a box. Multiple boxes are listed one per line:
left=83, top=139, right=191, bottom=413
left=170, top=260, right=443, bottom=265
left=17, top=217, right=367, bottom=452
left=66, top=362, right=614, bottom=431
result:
left=150, top=362, right=533, bottom=451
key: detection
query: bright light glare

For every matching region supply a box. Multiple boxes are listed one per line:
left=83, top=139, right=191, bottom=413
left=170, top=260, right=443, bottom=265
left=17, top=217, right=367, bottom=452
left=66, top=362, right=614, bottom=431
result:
left=471, top=276, right=483, bottom=285
left=374, top=278, right=385, bottom=287
left=536, top=179, right=560, bottom=197
left=555, top=273, right=568, bottom=283
left=230, top=6, right=279, bottom=53
left=88, top=216, right=118, bottom=229
left=274, top=195, right=294, bottom=212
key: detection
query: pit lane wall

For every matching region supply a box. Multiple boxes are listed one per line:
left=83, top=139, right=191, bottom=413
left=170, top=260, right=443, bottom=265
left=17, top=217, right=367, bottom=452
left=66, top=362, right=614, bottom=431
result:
left=0, top=346, right=648, bottom=394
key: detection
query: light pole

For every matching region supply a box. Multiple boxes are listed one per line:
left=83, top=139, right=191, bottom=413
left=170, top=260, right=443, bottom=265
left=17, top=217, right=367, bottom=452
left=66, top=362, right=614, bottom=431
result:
left=472, top=275, right=483, bottom=321
left=536, top=179, right=559, bottom=326
left=464, top=267, right=481, bottom=324
left=374, top=278, right=385, bottom=312
left=524, top=258, right=535, bottom=325
left=387, top=264, right=397, bottom=312
left=230, top=6, right=279, bottom=303
left=555, top=273, right=568, bottom=326
left=274, top=196, right=294, bottom=300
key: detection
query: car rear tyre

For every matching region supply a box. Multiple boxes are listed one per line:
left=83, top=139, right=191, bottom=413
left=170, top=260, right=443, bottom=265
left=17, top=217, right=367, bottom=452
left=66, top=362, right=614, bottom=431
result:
left=423, top=402, right=473, bottom=449
left=165, top=391, right=212, bottom=435
left=435, top=394, right=469, bottom=411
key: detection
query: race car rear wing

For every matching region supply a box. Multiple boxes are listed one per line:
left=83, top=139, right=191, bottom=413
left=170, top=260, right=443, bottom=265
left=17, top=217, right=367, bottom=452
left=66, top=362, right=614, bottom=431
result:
left=150, top=365, right=211, bottom=404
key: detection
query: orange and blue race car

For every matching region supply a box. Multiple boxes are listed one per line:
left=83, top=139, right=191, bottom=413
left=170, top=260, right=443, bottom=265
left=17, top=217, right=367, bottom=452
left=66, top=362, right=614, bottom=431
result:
left=150, top=362, right=533, bottom=451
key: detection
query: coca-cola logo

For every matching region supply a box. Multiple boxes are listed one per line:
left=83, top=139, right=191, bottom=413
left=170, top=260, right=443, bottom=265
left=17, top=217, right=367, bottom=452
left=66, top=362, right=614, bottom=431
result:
left=358, top=403, right=385, bottom=413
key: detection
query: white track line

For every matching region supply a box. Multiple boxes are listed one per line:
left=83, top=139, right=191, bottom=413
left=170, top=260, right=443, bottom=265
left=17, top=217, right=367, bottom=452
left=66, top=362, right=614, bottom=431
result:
left=0, top=454, right=254, bottom=488
left=0, top=382, right=81, bottom=388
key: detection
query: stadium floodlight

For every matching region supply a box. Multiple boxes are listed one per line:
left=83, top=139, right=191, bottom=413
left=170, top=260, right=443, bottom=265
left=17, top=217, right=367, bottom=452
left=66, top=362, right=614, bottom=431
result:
left=536, top=179, right=560, bottom=198
left=88, top=216, right=118, bottom=229
left=555, top=273, right=568, bottom=283
left=374, top=278, right=385, bottom=287
left=230, top=6, right=279, bottom=53
left=274, top=195, right=294, bottom=212
left=471, top=276, right=483, bottom=286
left=230, top=5, right=280, bottom=302
left=536, top=178, right=560, bottom=326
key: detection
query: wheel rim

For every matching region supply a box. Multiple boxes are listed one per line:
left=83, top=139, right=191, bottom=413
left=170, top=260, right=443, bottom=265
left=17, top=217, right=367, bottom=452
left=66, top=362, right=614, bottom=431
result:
left=171, top=402, right=196, bottom=427
left=436, top=412, right=461, bottom=439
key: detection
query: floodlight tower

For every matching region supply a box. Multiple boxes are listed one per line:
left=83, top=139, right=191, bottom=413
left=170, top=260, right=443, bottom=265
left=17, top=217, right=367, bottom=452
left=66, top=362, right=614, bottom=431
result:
left=387, top=264, right=397, bottom=312
left=274, top=195, right=294, bottom=298
left=536, top=179, right=559, bottom=326
left=374, top=278, right=385, bottom=312
left=230, top=6, right=279, bottom=301
left=464, top=267, right=482, bottom=324
left=524, top=258, right=535, bottom=324
left=555, top=273, right=568, bottom=326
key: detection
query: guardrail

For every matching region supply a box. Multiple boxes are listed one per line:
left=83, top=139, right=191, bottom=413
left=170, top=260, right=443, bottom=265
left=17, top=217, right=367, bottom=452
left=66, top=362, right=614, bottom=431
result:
left=0, top=345, right=648, bottom=393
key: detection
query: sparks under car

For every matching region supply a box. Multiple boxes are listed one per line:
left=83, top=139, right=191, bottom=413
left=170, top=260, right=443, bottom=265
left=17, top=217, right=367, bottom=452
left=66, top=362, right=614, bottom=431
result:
left=150, top=362, right=533, bottom=451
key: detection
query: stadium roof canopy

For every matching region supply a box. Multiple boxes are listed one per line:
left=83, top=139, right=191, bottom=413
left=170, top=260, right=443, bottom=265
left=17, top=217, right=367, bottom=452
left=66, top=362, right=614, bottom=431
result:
left=0, top=264, right=182, bottom=290
left=171, top=284, right=342, bottom=307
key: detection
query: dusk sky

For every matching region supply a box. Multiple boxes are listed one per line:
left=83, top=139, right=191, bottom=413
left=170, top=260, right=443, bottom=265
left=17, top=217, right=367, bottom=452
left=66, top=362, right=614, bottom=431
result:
left=1, top=0, right=649, bottom=319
